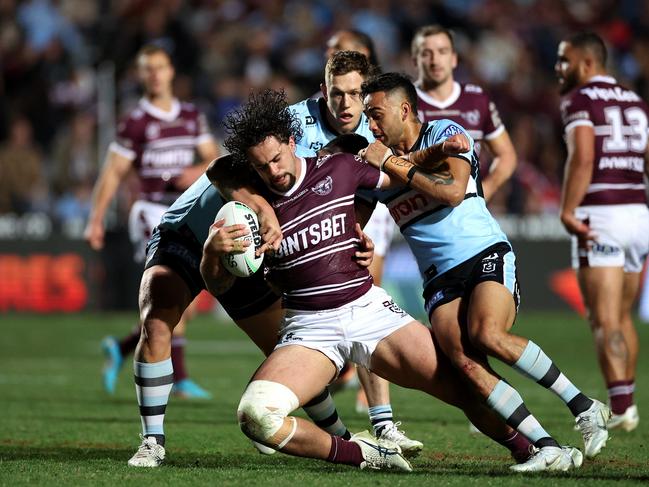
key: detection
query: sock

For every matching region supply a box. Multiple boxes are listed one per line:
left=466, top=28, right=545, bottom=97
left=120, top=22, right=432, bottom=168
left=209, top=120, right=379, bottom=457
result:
left=368, top=404, right=393, bottom=436
left=119, top=325, right=141, bottom=356
left=303, top=388, right=351, bottom=439
left=497, top=430, right=533, bottom=463
left=326, top=435, right=363, bottom=466
left=487, top=380, right=559, bottom=448
left=607, top=379, right=634, bottom=414
left=134, top=358, right=173, bottom=447
left=171, top=336, right=188, bottom=382
left=513, top=340, right=593, bottom=416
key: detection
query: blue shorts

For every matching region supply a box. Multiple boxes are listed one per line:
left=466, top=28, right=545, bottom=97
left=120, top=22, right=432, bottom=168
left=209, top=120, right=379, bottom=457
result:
left=145, top=226, right=280, bottom=320
left=423, top=242, right=520, bottom=317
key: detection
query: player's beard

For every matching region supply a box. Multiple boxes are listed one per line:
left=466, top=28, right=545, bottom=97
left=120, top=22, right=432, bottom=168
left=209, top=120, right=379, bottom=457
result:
left=559, top=70, right=580, bottom=95
left=271, top=173, right=296, bottom=192
left=423, top=67, right=449, bottom=90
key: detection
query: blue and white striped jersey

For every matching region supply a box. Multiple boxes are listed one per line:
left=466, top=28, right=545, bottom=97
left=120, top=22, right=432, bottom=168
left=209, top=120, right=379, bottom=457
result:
left=377, top=119, right=509, bottom=286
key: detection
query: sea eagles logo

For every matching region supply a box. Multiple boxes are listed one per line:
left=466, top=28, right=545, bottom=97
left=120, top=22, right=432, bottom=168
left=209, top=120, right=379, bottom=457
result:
left=146, top=123, right=160, bottom=139
left=312, top=176, right=333, bottom=196
left=462, top=109, right=480, bottom=126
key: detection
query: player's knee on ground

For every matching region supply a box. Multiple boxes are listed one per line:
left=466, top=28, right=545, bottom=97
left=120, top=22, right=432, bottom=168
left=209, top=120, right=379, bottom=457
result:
left=237, top=380, right=300, bottom=450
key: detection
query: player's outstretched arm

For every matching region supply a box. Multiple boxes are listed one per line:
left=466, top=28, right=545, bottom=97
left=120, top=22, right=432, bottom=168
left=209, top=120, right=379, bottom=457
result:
left=84, top=150, right=133, bottom=251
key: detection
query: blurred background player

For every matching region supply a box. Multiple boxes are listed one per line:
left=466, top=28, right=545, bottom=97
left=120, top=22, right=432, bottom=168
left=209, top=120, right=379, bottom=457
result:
left=84, top=44, right=219, bottom=399
left=556, top=32, right=649, bottom=432
left=412, top=25, right=517, bottom=202
left=325, top=29, right=381, bottom=69
left=290, top=50, right=422, bottom=456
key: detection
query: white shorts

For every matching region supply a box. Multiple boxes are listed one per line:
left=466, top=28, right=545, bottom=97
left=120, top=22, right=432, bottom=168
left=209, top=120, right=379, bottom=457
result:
left=363, top=202, right=396, bottom=257
left=571, top=204, right=649, bottom=273
left=128, top=200, right=168, bottom=263
left=275, top=286, right=414, bottom=372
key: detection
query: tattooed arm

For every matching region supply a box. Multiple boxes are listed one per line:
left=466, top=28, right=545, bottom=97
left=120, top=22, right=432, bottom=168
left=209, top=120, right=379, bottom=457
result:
left=361, top=140, right=470, bottom=207
left=383, top=154, right=469, bottom=206
left=406, top=133, right=470, bottom=171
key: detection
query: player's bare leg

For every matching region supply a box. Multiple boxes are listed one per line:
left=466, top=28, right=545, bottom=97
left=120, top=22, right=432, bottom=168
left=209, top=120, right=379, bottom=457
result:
left=237, top=300, right=352, bottom=444
left=370, top=320, right=580, bottom=471
left=137, top=266, right=192, bottom=364
left=431, top=297, right=582, bottom=461
left=129, top=265, right=193, bottom=467
left=101, top=293, right=208, bottom=397
left=357, top=365, right=387, bottom=408
left=580, top=267, right=640, bottom=431
left=235, top=299, right=284, bottom=356
left=237, top=345, right=411, bottom=471
left=579, top=267, right=627, bottom=381
left=621, top=273, right=640, bottom=380
left=464, top=281, right=608, bottom=458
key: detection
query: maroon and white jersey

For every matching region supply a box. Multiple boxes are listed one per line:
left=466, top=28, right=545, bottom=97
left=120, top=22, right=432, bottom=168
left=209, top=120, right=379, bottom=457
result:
left=416, top=81, right=504, bottom=156
left=109, top=98, right=214, bottom=204
left=560, top=75, right=649, bottom=206
left=265, top=153, right=383, bottom=310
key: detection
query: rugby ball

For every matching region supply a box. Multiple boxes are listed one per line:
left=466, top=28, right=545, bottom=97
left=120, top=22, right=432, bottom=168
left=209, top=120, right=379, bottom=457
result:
left=215, top=201, right=264, bottom=277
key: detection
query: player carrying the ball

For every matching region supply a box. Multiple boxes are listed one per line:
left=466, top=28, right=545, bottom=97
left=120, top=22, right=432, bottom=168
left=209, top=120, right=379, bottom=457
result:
left=202, top=88, right=542, bottom=472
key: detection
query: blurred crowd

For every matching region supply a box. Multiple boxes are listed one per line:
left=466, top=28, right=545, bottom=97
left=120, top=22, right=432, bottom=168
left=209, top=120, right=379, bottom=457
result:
left=2, top=0, right=649, bottom=230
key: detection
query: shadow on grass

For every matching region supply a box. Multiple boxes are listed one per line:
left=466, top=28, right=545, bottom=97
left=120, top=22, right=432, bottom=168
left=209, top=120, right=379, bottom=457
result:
left=1, top=444, right=648, bottom=481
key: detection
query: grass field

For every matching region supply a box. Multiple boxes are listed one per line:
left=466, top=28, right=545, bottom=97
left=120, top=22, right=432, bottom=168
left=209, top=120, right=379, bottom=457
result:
left=1, top=310, right=648, bottom=486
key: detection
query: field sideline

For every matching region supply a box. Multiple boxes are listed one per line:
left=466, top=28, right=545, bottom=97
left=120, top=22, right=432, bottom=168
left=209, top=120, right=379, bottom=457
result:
left=1, top=311, right=648, bottom=486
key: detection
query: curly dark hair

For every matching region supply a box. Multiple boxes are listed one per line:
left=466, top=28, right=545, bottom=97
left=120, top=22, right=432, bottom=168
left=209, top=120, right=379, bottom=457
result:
left=223, top=89, right=303, bottom=166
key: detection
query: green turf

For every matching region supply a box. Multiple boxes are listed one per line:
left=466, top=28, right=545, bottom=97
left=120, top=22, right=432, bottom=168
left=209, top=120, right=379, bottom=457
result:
left=1, top=311, right=648, bottom=485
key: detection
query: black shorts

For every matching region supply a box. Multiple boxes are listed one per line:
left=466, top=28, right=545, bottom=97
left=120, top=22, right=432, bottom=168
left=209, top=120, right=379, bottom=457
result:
left=145, top=226, right=280, bottom=320
left=422, top=242, right=521, bottom=317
